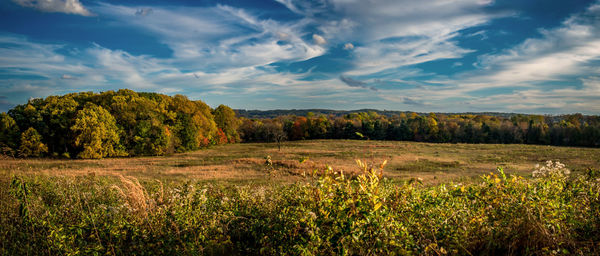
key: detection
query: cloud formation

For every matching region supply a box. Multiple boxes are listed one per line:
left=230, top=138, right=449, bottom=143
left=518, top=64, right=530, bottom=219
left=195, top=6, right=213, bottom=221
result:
left=312, top=34, right=326, bottom=45
left=95, top=3, right=325, bottom=68
left=465, top=2, right=600, bottom=88
left=12, top=0, right=93, bottom=16
left=2, top=0, right=600, bottom=114
left=135, top=8, right=153, bottom=16
left=339, top=75, right=377, bottom=91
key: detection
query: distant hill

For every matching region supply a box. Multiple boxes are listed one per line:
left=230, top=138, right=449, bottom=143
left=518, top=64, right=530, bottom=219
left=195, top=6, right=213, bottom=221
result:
left=235, top=109, right=525, bottom=119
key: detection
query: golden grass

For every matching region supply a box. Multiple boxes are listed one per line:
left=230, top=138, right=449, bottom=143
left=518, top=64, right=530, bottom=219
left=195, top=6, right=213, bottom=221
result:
left=1, top=140, right=599, bottom=185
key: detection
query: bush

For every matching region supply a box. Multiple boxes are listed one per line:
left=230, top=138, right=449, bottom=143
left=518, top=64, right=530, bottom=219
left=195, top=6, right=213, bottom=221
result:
left=1, top=161, right=599, bottom=255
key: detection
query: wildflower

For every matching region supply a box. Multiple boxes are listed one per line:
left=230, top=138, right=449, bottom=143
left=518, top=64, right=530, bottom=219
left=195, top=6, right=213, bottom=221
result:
left=308, top=211, right=317, bottom=220
left=532, top=160, right=570, bottom=178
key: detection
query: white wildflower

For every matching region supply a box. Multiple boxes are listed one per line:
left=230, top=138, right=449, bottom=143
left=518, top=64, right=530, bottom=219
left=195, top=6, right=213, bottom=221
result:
left=532, top=160, right=570, bottom=178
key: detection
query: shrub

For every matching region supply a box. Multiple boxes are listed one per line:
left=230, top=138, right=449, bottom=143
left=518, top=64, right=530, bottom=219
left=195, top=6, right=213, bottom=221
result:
left=1, top=161, right=599, bottom=255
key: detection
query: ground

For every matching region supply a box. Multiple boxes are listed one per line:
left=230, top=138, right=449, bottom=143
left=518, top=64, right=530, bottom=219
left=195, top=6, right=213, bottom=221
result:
left=1, top=140, right=598, bottom=185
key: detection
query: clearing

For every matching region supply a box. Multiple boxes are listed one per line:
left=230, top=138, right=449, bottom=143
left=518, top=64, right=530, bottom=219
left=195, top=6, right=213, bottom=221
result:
left=2, top=140, right=598, bottom=184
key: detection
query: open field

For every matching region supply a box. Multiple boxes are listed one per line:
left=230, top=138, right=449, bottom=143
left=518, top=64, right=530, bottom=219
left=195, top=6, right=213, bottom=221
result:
left=2, top=140, right=598, bottom=184
left=2, top=140, right=600, bottom=255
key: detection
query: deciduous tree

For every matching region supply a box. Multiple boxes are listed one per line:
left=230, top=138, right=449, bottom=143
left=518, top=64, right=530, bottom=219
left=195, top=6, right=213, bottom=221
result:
left=71, top=103, right=123, bottom=159
left=18, top=127, right=48, bottom=157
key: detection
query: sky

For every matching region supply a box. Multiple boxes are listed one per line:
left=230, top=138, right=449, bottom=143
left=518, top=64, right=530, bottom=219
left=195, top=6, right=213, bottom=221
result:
left=1, top=0, right=600, bottom=114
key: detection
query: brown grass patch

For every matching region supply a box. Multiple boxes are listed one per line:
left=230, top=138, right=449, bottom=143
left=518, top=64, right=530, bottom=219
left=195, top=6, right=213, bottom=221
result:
left=1, top=140, right=598, bottom=185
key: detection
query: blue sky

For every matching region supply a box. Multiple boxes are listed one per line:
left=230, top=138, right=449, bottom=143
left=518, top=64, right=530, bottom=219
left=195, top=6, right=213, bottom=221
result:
left=1, top=0, right=600, bottom=114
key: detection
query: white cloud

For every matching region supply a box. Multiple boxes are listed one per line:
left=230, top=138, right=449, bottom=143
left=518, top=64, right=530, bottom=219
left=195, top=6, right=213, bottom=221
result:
left=95, top=3, right=325, bottom=68
left=4, top=0, right=600, bottom=114
left=12, top=0, right=94, bottom=16
left=312, top=34, right=327, bottom=45
left=0, top=34, right=185, bottom=108
left=0, top=34, right=89, bottom=77
left=349, top=33, right=475, bottom=75
left=455, top=2, right=600, bottom=90
left=460, top=79, right=600, bottom=114
left=87, top=45, right=175, bottom=89
left=328, top=0, right=497, bottom=41
left=363, top=1, right=600, bottom=114
left=275, top=0, right=507, bottom=76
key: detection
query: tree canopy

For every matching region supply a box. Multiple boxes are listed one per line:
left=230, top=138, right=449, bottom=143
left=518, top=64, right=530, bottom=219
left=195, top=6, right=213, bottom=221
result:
left=2, top=90, right=599, bottom=159
left=18, top=127, right=48, bottom=157
left=71, top=103, right=123, bottom=159
left=2, top=90, right=238, bottom=158
left=239, top=112, right=600, bottom=147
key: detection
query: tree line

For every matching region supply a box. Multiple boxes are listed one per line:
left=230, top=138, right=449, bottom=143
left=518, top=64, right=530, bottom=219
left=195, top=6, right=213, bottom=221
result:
left=0, top=90, right=240, bottom=158
left=2, top=90, right=599, bottom=159
left=238, top=111, right=600, bottom=147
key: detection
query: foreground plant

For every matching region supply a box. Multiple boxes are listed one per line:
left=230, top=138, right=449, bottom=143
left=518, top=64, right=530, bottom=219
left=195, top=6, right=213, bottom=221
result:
left=1, top=161, right=599, bottom=255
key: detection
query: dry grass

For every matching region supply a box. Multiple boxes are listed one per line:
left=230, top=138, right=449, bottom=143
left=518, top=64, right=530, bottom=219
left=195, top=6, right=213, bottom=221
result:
left=1, top=140, right=599, bottom=185
left=111, top=175, right=151, bottom=217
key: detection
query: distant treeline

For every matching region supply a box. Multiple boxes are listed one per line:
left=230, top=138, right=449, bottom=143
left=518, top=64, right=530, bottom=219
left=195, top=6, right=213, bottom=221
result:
left=2, top=90, right=599, bottom=159
left=238, top=111, right=600, bottom=147
left=236, top=109, right=520, bottom=119
left=0, top=90, right=240, bottom=158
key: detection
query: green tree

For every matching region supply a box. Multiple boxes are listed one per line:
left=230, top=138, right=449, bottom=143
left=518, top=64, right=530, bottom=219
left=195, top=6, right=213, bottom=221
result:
left=40, top=95, right=79, bottom=156
left=213, top=104, right=241, bottom=143
left=109, top=90, right=173, bottom=155
left=18, top=127, right=48, bottom=157
left=0, top=112, right=20, bottom=155
left=71, top=103, right=123, bottom=159
left=170, top=95, right=218, bottom=151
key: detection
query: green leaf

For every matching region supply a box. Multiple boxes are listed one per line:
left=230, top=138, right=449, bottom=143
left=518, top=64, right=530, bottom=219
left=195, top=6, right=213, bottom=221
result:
left=374, top=202, right=382, bottom=211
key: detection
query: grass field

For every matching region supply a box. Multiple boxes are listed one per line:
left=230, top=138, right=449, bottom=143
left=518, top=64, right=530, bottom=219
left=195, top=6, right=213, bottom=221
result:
left=2, top=140, right=600, bottom=255
left=2, top=140, right=598, bottom=184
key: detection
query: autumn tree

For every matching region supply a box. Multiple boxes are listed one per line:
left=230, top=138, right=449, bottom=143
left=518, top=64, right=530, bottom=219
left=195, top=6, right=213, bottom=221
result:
left=18, top=127, right=48, bottom=157
left=213, top=104, right=241, bottom=143
left=71, top=103, right=123, bottom=159
left=170, top=95, right=218, bottom=151
left=109, top=90, right=173, bottom=155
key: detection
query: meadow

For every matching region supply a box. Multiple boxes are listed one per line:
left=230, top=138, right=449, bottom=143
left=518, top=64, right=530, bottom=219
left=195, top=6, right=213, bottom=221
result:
left=2, top=140, right=599, bottom=184
left=1, top=140, right=599, bottom=255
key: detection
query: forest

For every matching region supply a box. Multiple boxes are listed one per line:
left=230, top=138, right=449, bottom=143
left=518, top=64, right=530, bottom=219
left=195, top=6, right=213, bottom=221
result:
left=0, top=89, right=240, bottom=159
left=238, top=110, right=600, bottom=147
left=1, top=90, right=599, bottom=159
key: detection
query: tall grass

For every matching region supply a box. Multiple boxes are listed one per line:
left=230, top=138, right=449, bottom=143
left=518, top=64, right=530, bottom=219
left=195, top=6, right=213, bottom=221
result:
left=1, top=161, right=599, bottom=255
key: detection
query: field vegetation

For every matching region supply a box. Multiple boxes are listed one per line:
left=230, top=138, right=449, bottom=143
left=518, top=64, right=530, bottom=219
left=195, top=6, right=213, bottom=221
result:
left=2, top=140, right=599, bottom=184
left=1, top=156, right=599, bottom=255
left=2, top=90, right=600, bottom=254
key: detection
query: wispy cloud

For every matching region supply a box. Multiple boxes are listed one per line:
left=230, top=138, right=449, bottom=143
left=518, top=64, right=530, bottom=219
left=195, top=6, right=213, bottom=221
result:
left=95, top=3, right=325, bottom=68
left=453, top=2, right=600, bottom=88
left=12, top=0, right=94, bottom=16
left=2, top=0, right=599, bottom=114
left=339, top=75, right=377, bottom=91
left=274, top=0, right=509, bottom=76
left=312, top=34, right=326, bottom=45
left=426, top=1, right=600, bottom=113
left=135, top=8, right=153, bottom=17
